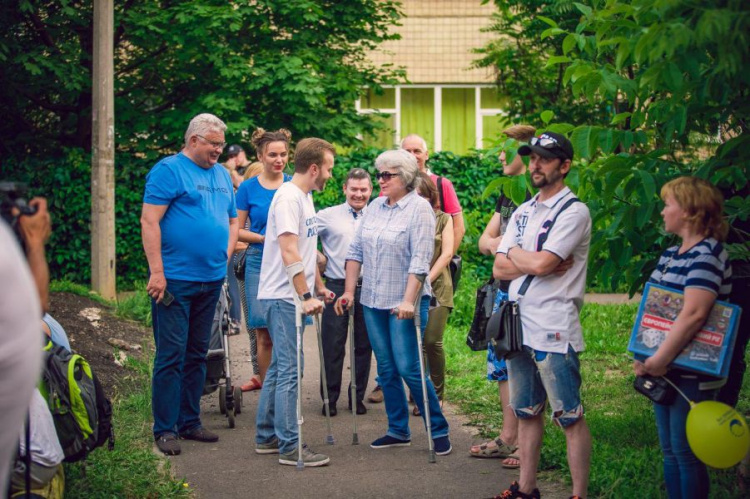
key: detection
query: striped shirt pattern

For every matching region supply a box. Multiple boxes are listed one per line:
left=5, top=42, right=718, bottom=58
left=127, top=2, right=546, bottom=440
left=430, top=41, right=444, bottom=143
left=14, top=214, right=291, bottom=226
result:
left=346, top=191, right=435, bottom=310
left=648, top=237, right=732, bottom=300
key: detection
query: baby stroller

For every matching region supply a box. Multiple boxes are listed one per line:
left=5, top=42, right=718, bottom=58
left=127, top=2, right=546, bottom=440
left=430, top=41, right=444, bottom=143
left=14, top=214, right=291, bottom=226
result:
left=203, top=282, right=243, bottom=427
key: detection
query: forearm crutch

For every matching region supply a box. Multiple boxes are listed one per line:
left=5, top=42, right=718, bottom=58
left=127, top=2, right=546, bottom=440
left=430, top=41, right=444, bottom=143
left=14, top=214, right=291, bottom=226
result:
left=315, top=314, right=335, bottom=445
left=344, top=300, right=359, bottom=445
left=413, top=275, right=436, bottom=463
left=286, top=271, right=306, bottom=471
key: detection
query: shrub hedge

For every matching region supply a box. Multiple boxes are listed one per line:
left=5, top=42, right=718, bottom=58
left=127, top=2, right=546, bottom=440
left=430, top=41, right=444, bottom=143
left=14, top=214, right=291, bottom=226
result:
left=3, top=147, right=502, bottom=287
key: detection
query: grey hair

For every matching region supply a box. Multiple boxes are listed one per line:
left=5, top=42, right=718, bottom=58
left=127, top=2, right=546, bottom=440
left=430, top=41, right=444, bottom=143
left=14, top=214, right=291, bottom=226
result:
left=375, top=149, right=419, bottom=191
left=400, top=134, right=428, bottom=152
left=184, top=113, right=227, bottom=147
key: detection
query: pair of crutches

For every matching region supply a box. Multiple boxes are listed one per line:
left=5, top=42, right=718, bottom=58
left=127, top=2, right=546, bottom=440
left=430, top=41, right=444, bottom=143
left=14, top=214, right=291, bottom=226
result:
left=290, top=281, right=356, bottom=469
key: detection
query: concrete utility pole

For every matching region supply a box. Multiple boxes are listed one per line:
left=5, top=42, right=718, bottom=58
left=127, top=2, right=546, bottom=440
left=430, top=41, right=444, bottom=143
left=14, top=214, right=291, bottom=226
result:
left=91, top=0, right=116, bottom=300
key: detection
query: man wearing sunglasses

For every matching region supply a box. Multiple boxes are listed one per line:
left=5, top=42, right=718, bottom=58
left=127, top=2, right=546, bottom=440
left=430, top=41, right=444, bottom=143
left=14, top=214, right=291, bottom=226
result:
left=492, top=131, right=593, bottom=499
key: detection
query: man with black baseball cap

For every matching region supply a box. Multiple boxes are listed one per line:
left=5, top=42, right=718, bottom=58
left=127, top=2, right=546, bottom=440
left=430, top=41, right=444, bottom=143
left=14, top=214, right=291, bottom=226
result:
left=492, top=130, right=592, bottom=498
left=517, top=131, right=574, bottom=162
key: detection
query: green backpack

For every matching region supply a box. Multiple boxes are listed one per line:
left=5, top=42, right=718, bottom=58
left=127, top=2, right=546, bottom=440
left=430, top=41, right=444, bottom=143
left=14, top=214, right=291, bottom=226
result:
left=39, top=341, right=115, bottom=462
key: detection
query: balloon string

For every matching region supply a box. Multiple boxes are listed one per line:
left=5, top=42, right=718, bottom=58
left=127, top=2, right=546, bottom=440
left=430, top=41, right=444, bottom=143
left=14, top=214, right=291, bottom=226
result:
left=661, top=375, right=693, bottom=405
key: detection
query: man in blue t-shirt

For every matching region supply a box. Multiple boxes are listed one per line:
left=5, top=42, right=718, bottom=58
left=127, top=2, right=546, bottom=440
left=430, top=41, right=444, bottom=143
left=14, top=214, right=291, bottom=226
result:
left=141, top=113, right=238, bottom=456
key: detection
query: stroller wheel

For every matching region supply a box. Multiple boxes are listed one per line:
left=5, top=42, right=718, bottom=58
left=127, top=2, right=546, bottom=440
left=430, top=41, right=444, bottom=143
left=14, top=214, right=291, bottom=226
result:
left=233, top=386, right=243, bottom=414
left=219, top=385, right=227, bottom=415
left=228, top=406, right=236, bottom=428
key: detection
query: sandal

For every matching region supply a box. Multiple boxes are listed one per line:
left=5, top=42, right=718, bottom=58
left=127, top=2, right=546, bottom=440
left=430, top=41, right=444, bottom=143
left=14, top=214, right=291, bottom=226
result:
left=501, top=453, right=520, bottom=469
left=469, top=437, right=517, bottom=459
left=241, top=377, right=262, bottom=392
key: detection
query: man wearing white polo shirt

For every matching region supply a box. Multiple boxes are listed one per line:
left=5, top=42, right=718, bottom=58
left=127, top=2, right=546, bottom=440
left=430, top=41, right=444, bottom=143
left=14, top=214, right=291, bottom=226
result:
left=317, top=168, right=373, bottom=417
left=493, top=132, right=592, bottom=499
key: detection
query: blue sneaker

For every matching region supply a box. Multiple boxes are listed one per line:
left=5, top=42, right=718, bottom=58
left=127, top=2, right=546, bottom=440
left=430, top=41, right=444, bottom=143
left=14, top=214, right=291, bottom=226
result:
left=370, top=435, right=411, bottom=449
left=433, top=436, right=452, bottom=456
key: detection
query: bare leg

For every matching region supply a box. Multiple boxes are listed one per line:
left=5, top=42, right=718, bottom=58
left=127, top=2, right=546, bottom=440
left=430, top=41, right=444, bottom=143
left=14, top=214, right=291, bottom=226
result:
left=517, top=414, right=544, bottom=495
left=564, top=417, right=591, bottom=498
left=498, top=381, right=518, bottom=444
left=469, top=381, right=519, bottom=462
left=256, top=327, right=273, bottom=382
left=498, top=381, right=520, bottom=467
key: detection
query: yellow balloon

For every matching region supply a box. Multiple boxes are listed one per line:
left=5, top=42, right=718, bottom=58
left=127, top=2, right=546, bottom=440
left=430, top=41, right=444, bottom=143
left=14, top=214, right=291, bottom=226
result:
left=686, top=400, right=750, bottom=469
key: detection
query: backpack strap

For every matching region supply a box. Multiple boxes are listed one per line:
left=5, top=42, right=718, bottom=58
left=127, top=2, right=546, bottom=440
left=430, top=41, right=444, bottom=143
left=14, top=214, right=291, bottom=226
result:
left=517, top=196, right=582, bottom=298
left=436, top=176, right=445, bottom=212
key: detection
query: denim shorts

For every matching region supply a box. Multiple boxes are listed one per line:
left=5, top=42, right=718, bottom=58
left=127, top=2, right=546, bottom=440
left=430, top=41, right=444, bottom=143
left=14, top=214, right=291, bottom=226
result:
left=507, top=345, right=584, bottom=428
left=244, top=246, right=267, bottom=329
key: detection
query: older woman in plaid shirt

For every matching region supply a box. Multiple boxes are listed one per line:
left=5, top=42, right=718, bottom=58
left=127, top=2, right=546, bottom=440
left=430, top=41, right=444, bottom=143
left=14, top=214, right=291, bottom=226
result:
left=335, top=149, right=452, bottom=456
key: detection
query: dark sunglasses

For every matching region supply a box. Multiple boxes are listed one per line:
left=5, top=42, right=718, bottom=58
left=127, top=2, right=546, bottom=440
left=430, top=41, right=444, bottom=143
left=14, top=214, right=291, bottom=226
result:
left=375, top=171, right=401, bottom=181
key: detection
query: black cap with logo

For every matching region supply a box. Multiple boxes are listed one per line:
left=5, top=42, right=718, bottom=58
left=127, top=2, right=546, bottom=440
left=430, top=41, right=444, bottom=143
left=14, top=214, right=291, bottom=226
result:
left=517, top=132, right=574, bottom=161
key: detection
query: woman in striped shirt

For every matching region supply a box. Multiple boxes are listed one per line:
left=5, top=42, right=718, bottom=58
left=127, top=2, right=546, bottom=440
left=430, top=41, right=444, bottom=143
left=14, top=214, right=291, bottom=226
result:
left=633, top=176, right=732, bottom=499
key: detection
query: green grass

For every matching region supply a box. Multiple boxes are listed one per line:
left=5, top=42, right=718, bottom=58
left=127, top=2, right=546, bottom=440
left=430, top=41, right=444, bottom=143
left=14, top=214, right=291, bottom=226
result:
left=115, top=280, right=153, bottom=326
left=50, top=282, right=189, bottom=498
left=444, top=275, right=750, bottom=498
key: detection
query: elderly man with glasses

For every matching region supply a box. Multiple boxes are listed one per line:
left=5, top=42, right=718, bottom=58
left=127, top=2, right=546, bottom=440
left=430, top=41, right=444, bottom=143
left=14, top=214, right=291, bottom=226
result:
left=141, top=113, right=238, bottom=456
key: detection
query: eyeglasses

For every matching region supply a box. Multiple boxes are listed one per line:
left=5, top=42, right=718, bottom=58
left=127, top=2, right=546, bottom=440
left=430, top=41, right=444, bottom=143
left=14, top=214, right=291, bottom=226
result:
left=196, top=135, right=227, bottom=149
left=530, top=135, right=560, bottom=149
left=375, top=171, right=401, bottom=181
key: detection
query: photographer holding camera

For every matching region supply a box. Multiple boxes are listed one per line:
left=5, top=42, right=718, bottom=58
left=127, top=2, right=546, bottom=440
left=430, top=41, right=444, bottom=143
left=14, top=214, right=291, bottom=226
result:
left=0, top=184, right=51, bottom=491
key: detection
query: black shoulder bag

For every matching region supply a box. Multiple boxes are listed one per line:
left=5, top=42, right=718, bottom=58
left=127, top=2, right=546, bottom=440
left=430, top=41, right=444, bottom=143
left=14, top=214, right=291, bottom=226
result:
left=486, top=196, right=581, bottom=360
left=466, top=278, right=499, bottom=351
left=436, top=176, right=462, bottom=294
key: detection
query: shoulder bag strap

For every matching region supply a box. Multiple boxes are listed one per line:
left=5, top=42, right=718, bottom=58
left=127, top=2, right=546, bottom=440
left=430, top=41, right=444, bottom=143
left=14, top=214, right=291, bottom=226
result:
left=436, top=176, right=445, bottom=212
left=517, top=196, right=582, bottom=298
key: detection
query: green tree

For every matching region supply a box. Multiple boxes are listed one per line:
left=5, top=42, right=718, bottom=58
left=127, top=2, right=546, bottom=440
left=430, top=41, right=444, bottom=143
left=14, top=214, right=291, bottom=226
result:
left=481, top=0, right=750, bottom=293
left=0, top=0, right=403, bottom=160
left=474, top=0, right=609, bottom=126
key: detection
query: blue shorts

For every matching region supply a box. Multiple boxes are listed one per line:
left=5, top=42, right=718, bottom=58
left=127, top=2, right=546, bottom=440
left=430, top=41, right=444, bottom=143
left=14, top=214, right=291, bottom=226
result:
left=486, top=288, right=509, bottom=382
left=506, top=346, right=584, bottom=428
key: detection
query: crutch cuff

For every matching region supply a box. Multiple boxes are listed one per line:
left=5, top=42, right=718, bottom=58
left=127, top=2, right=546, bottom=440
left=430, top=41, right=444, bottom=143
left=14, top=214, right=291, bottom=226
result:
left=286, top=261, right=305, bottom=282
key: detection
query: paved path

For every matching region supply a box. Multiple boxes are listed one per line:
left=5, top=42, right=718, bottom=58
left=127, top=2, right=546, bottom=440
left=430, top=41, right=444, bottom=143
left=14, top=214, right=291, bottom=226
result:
left=163, top=323, right=568, bottom=499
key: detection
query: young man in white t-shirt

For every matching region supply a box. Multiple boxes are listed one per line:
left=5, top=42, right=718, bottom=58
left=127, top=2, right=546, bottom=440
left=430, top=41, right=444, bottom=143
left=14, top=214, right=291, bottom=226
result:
left=255, top=137, right=336, bottom=467
left=493, top=132, right=592, bottom=499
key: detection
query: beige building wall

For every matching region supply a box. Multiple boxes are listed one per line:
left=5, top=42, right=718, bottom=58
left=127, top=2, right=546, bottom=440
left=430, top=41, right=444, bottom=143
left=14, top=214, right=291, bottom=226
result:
left=369, top=0, right=497, bottom=84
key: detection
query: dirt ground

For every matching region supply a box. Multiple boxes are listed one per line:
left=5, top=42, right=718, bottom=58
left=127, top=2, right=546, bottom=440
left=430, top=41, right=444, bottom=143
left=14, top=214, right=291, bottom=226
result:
left=48, top=291, right=153, bottom=394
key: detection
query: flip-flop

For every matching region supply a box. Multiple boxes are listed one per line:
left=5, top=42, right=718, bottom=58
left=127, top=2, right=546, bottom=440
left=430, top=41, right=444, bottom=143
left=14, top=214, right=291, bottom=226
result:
left=469, top=437, right=517, bottom=458
left=241, top=377, right=262, bottom=392
left=501, top=453, right=520, bottom=469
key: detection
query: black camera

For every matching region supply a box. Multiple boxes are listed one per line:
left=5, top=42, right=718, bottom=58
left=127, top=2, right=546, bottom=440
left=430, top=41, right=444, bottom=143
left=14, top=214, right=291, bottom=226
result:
left=236, top=165, right=247, bottom=176
left=1, top=182, right=38, bottom=246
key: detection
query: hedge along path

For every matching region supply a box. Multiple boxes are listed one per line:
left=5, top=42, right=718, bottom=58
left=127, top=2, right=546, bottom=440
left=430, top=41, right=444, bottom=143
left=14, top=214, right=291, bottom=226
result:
left=163, top=323, right=568, bottom=498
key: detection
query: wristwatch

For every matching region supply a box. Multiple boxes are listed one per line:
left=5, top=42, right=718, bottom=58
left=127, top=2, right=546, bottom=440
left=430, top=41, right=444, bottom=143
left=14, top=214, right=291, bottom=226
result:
left=300, top=292, right=313, bottom=301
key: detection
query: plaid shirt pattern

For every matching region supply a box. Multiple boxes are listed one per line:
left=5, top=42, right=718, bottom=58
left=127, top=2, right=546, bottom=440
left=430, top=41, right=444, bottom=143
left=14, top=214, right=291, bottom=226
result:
left=347, top=191, right=435, bottom=310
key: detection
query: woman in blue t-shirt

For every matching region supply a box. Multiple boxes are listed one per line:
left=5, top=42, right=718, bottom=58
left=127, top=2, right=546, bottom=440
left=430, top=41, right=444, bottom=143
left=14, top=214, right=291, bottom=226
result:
left=633, top=176, right=732, bottom=499
left=236, top=128, right=292, bottom=390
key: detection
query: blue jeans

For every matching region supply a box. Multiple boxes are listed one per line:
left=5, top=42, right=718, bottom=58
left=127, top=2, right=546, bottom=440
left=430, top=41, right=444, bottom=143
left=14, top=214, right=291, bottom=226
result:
left=363, top=298, right=449, bottom=441
left=256, top=299, right=302, bottom=454
left=151, top=278, right=223, bottom=437
left=244, top=246, right=267, bottom=328
left=654, top=374, right=715, bottom=498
